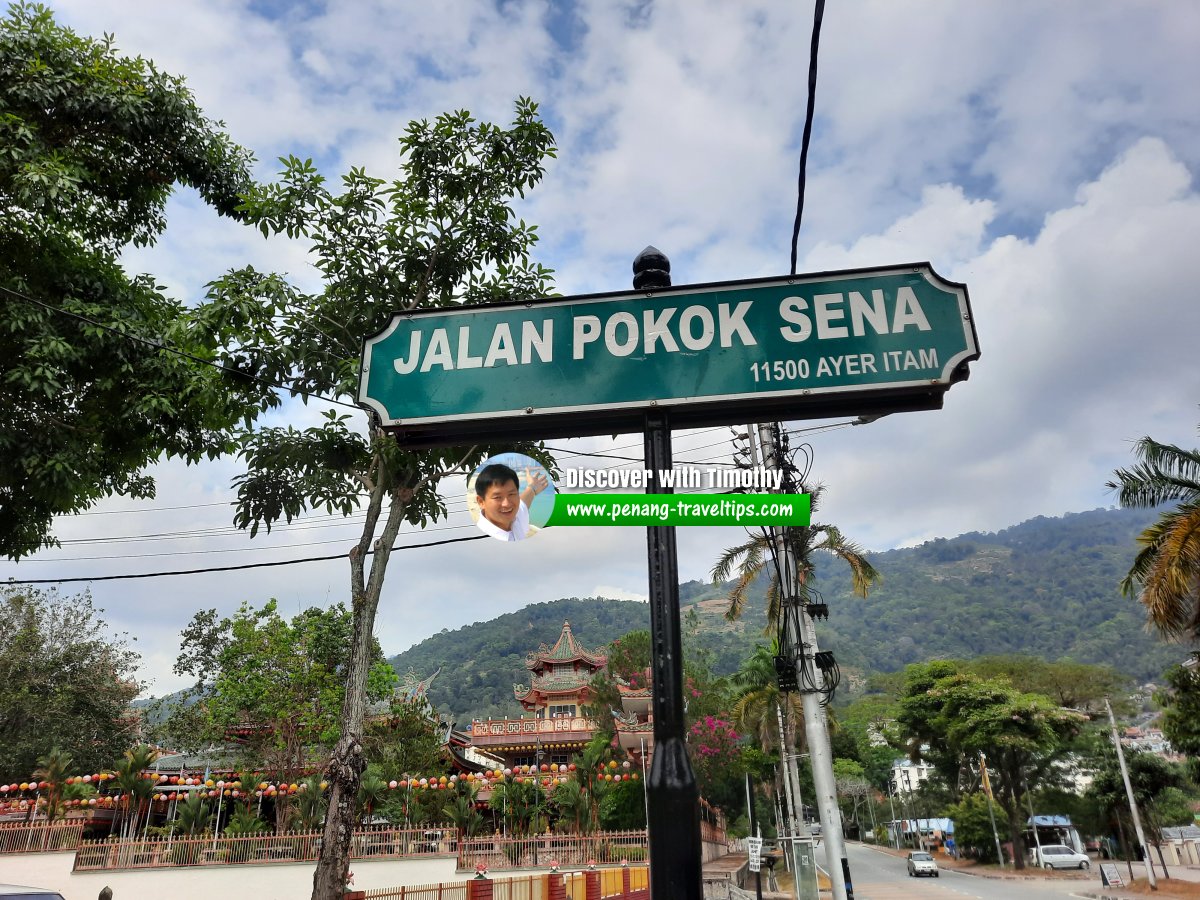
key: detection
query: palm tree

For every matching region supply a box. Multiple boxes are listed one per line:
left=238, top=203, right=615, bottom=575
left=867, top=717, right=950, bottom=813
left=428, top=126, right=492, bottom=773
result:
left=729, top=644, right=804, bottom=754
left=1108, top=427, right=1200, bottom=639
left=33, top=747, right=74, bottom=823
left=443, top=787, right=484, bottom=839
left=175, top=793, right=212, bottom=836
left=112, top=745, right=158, bottom=842
left=357, top=769, right=389, bottom=826
left=550, top=779, right=589, bottom=834
left=712, top=484, right=879, bottom=626
left=290, top=776, right=327, bottom=831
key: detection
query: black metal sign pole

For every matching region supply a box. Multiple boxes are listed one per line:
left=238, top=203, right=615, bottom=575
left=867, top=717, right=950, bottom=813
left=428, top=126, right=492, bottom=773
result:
left=635, top=248, right=702, bottom=900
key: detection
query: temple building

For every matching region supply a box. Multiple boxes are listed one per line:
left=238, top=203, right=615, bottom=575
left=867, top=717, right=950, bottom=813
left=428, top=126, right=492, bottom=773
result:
left=466, top=621, right=653, bottom=771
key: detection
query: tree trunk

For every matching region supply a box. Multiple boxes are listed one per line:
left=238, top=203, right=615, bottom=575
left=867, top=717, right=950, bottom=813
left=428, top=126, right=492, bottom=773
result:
left=311, top=477, right=408, bottom=900
left=1004, top=803, right=1026, bottom=871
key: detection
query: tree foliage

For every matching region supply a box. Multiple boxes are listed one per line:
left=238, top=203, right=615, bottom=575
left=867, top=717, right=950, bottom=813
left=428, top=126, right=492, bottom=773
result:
left=1159, top=660, right=1200, bottom=771
left=362, top=697, right=446, bottom=781
left=0, top=585, right=141, bottom=776
left=893, top=660, right=1084, bottom=869
left=0, top=2, right=264, bottom=559
left=1108, top=421, right=1200, bottom=639
left=197, top=99, right=557, bottom=898
left=168, top=600, right=396, bottom=829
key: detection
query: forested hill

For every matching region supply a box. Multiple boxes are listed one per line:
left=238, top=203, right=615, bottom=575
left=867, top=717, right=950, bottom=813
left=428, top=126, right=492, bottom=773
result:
left=388, top=506, right=1183, bottom=724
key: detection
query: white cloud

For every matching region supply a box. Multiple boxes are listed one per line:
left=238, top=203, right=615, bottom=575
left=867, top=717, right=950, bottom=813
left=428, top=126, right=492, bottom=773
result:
left=592, top=585, right=649, bottom=603
left=6, top=0, right=1200, bottom=688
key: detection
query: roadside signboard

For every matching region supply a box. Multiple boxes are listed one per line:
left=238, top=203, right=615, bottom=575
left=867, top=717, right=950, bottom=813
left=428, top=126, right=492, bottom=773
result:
left=747, top=836, right=763, bottom=873
left=1100, top=862, right=1124, bottom=886
left=359, top=262, right=978, bottom=447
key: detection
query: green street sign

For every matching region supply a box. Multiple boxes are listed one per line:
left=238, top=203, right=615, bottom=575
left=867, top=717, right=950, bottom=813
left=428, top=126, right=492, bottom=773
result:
left=359, top=263, right=978, bottom=447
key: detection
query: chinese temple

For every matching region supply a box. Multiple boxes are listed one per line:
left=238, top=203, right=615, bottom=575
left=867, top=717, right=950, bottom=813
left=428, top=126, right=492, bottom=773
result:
left=466, top=621, right=654, bottom=771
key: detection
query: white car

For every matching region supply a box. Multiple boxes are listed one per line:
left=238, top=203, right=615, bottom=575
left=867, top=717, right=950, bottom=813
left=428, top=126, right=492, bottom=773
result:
left=1034, top=844, right=1090, bottom=870
left=906, top=851, right=939, bottom=877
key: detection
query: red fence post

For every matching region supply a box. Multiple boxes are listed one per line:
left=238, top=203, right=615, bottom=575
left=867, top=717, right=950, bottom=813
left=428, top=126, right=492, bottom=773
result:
left=622, top=866, right=632, bottom=898
left=467, top=877, right=494, bottom=900
left=545, top=873, right=566, bottom=900
left=585, top=870, right=601, bottom=900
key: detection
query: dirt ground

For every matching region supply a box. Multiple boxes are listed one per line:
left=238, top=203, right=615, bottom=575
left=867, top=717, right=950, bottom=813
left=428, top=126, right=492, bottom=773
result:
left=1120, top=878, right=1200, bottom=897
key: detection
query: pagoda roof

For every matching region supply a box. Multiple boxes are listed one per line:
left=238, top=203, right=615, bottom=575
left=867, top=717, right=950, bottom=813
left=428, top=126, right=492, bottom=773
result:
left=514, top=671, right=596, bottom=703
left=525, top=621, right=606, bottom=672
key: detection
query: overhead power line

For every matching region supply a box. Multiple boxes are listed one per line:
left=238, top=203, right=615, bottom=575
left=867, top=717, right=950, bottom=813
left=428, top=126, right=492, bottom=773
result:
left=1, top=534, right=490, bottom=584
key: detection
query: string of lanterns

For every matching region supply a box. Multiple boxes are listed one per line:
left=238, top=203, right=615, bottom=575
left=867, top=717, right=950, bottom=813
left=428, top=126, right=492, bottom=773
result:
left=0, top=759, right=638, bottom=811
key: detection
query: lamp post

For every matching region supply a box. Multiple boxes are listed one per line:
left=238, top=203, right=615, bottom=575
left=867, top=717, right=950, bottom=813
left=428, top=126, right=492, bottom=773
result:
left=635, top=248, right=702, bottom=900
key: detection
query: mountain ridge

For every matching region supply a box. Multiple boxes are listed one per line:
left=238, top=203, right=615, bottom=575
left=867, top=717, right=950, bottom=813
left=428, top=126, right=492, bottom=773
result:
left=388, top=505, right=1185, bottom=723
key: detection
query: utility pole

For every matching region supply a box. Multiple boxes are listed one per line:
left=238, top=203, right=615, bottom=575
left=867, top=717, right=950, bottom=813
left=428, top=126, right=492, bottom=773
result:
left=979, top=753, right=1005, bottom=868
left=754, top=422, right=853, bottom=900
left=744, top=426, right=815, bottom=900
left=1105, top=699, right=1157, bottom=890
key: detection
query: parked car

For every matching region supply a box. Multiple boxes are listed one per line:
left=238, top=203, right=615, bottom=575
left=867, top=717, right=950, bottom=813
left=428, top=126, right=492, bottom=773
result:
left=906, top=850, right=939, bottom=877
left=0, top=886, right=67, bottom=900
left=1034, top=844, right=1091, bottom=870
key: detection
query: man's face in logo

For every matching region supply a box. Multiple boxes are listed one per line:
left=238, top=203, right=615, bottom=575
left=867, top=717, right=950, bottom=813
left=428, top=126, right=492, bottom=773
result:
left=480, top=479, right=520, bottom=531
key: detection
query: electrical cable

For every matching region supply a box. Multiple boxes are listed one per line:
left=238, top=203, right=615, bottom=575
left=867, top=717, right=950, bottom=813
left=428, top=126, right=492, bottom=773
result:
left=789, top=0, right=826, bottom=276
left=1, top=533, right=490, bottom=584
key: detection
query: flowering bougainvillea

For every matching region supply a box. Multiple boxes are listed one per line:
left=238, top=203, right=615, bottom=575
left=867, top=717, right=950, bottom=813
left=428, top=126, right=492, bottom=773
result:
left=688, top=716, right=742, bottom=797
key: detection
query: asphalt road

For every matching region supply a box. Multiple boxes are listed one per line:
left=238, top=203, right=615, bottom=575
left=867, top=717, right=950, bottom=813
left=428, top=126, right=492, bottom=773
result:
left=840, top=842, right=1104, bottom=900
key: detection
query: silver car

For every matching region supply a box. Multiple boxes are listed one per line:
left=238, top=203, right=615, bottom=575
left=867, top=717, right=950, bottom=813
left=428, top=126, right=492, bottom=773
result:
left=906, top=850, right=939, bottom=877
left=1035, top=844, right=1090, bottom=870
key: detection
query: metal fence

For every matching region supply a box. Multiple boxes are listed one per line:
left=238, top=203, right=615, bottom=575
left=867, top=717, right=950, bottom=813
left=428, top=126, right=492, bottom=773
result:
left=364, top=869, right=649, bottom=900
left=72, top=824, right=460, bottom=871
left=0, top=821, right=86, bottom=854
left=457, top=830, right=647, bottom=872
left=363, top=883, right=470, bottom=899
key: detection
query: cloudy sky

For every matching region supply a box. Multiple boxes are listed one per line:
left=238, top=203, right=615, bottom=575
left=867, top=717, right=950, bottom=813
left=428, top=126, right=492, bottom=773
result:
left=4, top=0, right=1200, bottom=697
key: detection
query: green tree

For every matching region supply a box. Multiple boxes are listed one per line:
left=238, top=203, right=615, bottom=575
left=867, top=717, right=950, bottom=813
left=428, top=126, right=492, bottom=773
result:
left=31, top=747, right=72, bottom=823
left=290, top=776, right=327, bottom=831
left=943, top=792, right=1000, bottom=862
left=443, top=782, right=484, bottom=838
left=967, top=656, right=1133, bottom=717
left=168, top=600, right=396, bottom=831
left=0, top=2, right=264, bottom=559
left=362, top=697, right=446, bottom=780
left=1159, top=660, right=1200, bottom=770
left=1107, top=422, right=1200, bottom=638
left=196, top=99, right=556, bottom=899
left=606, top=631, right=652, bottom=680
left=356, top=767, right=389, bottom=825
left=551, top=778, right=590, bottom=833
left=490, top=776, right=544, bottom=837
left=112, top=744, right=158, bottom=843
left=223, top=804, right=268, bottom=835
left=1088, top=749, right=1194, bottom=872
left=598, top=778, right=646, bottom=831
left=894, top=661, right=1083, bottom=869
left=175, top=792, right=213, bottom=836
left=0, top=585, right=141, bottom=776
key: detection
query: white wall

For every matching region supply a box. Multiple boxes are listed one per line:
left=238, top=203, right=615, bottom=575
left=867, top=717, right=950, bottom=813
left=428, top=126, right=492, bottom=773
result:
left=0, top=851, right=465, bottom=900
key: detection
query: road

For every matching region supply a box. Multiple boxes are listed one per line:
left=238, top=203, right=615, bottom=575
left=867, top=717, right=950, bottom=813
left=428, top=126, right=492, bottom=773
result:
left=840, top=842, right=1102, bottom=900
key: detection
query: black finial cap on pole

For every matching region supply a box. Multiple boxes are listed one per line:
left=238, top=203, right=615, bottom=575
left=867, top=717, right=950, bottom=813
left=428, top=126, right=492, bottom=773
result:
left=633, top=245, right=671, bottom=290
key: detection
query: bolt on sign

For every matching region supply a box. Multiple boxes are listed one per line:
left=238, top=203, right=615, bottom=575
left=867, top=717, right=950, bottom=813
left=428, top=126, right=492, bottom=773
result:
left=359, top=263, right=979, bottom=448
